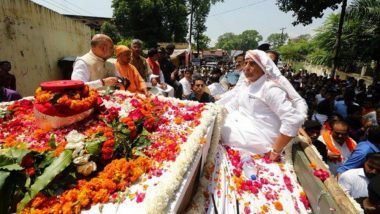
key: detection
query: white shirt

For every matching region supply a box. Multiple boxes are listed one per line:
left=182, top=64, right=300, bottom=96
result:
left=318, top=135, right=353, bottom=175
left=179, top=77, right=192, bottom=96
left=338, top=168, right=369, bottom=198
left=315, top=94, right=325, bottom=104
left=72, top=60, right=103, bottom=88
left=218, top=73, right=308, bottom=120
left=221, top=75, right=305, bottom=154
left=208, top=83, right=227, bottom=97
left=71, top=51, right=117, bottom=89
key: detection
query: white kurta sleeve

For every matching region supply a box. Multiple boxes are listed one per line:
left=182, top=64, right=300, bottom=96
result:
left=279, top=76, right=308, bottom=119
left=265, top=87, right=305, bottom=137
left=72, top=60, right=103, bottom=88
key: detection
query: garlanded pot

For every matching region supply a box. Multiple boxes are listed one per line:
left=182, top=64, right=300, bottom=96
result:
left=33, top=80, right=99, bottom=129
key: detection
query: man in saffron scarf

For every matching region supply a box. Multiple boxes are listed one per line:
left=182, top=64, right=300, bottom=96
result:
left=115, top=45, right=148, bottom=95
left=318, top=120, right=357, bottom=175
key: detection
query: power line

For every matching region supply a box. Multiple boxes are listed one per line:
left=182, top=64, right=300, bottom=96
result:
left=45, top=0, right=83, bottom=15
left=36, top=0, right=81, bottom=15
left=62, top=0, right=97, bottom=16
left=210, top=0, right=270, bottom=17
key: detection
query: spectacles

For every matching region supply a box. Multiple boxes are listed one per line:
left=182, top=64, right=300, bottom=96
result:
left=194, top=84, right=204, bottom=87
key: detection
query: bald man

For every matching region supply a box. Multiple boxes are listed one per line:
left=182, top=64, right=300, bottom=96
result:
left=72, top=34, right=118, bottom=88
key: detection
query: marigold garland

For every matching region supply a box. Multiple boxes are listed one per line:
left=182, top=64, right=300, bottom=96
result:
left=20, top=157, right=152, bottom=214
left=34, top=85, right=98, bottom=113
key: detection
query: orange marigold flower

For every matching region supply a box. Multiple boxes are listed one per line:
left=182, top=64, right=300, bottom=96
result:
left=61, top=201, right=73, bottom=214
left=273, top=201, right=283, bottom=211
left=30, top=192, right=47, bottom=208
left=174, top=117, right=183, bottom=125
left=309, top=162, right=317, bottom=170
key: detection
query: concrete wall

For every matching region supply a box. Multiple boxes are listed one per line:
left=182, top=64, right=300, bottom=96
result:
left=0, top=0, right=91, bottom=96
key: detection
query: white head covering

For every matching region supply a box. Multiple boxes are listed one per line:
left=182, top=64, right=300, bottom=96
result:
left=245, top=49, right=308, bottom=119
left=245, top=50, right=282, bottom=80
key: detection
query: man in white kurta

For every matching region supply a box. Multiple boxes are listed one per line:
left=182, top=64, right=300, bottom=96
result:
left=221, top=50, right=306, bottom=159
left=221, top=73, right=304, bottom=155
left=194, top=50, right=308, bottom=214
left=71, top=34, right=119, bottom=89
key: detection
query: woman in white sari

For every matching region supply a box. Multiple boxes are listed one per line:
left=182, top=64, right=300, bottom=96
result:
left=221, top=50, right=306, bottom=160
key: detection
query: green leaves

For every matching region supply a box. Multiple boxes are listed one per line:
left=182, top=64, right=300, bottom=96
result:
left=0, top=164, right=23, bottom=171
left=215, top=30, right=263, bottom=51
left=276, top=0, right=343, bottom=25
left=0, top=148, right=30, bottom=214
left=0, top=171, right=10, bottom=191
left=48, top=134, right=56, bottom=149
left=1, top=147, right=29, bottom=164
left=17, top=150, right=73, bottom=213
left=86, top=140, right=103, bottom=156
left=134, top=128, right=151, bottom=150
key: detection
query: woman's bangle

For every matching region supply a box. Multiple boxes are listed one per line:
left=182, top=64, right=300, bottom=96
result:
left=101, top=79, right=105, bottom=86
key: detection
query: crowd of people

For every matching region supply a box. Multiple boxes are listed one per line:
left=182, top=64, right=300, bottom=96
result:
left=2, top=33, right=379, bottom=212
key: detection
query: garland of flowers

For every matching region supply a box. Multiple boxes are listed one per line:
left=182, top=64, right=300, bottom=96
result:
left=34, top=85, right=98, bottom=115
left=1, top=91, right=219, bottom=213
left=186, top=106, right=226, bottom=214
left=187, top=113, right=312, bottom=214
left=20, top=157, right=151, bottom=214
left=144, top=103, right=220, bottom=214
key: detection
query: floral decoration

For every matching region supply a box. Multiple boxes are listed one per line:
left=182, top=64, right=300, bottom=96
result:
left=0, top=90, right=216, bottom=214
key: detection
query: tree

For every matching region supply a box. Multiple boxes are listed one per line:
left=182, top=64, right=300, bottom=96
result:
left=215, top=32, right=238, bottom=50
left=100, top=21, right=122, bottom=43
left=306, top=1, right=380, bottom=77
left=279, top=35, right=313, bottom=62
left=276, top=0, right=343, bottom=25
left=110, top=0, right=222, bottom=48
left=195, top=34, right=210, bottom=50
left=215, top=30, right=262, bottom=51
left=347, top=0, right=380, bottom=80
left=276, top=0, right=347, bottom=77
left=111, top=0, right=189, bottom=47
left=267, top=33, right=289, bottom=49
left=189, top=0, right=223, bottom=54
left=238, top=30, right=262, bottom=51
left=192, top=0, right=210, bottom=54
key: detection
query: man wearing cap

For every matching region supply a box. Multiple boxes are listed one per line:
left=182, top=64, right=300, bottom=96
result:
left=115, top=45, right=148, bottom=95
left=72, top=34, right=119, bottom=88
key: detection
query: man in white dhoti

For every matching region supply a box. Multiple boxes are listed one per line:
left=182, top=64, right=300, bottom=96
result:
left=221, top=50, right=306, bottom=161
left=189, top=51, right=310, bottom=214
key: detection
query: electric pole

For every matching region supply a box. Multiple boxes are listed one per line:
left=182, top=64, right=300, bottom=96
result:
left=280, top=27, right=286, bottom=46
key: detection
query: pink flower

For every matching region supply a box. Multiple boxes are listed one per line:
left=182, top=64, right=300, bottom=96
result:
left=283, top=175, right=293, bottom=192
left=136, top=192, right=145, bottom=203
left=130, top=99, right=141, bottom=108
left=129, top=109, right=143, bottom=120
left=244, top=206, right=251, bottom=214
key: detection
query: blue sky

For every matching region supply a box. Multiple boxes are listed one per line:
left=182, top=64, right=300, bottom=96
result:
left=31, top=0, right=341, bottom=45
